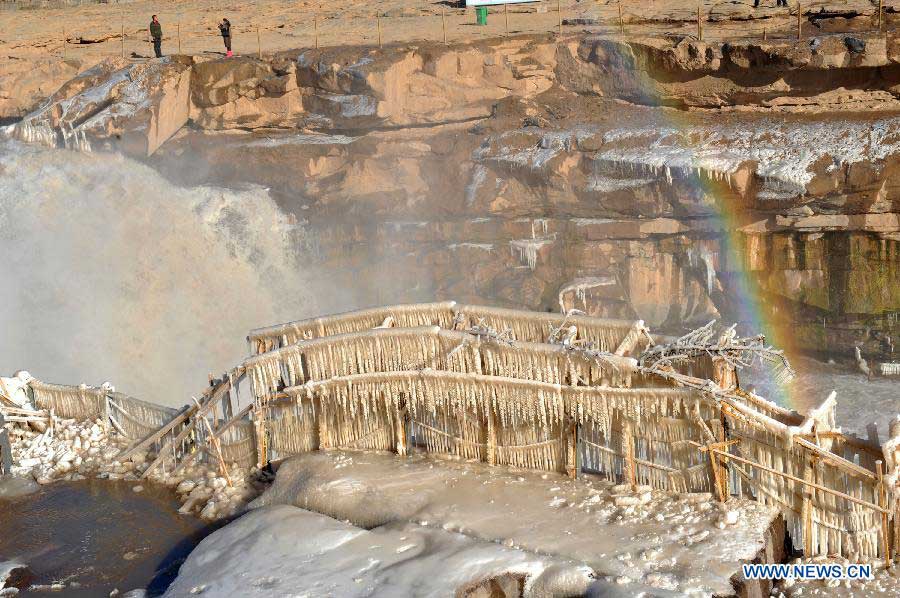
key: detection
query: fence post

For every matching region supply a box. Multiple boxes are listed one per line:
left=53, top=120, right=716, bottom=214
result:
left=797, top=1, right=802, bottom=41
left=257, top=25, right=262, bottom=58
left=314, top=16, right=319, bottom=49
left=623, top=420, right=637, bottom=490
left=62, top=28, right=66, bottom=59
left=697, top=4, right=702, bottom=41
left=565, top=420, right=578, bottom=479
left=121, top=21, right=125, bottom=59
left=877, top=460, right=892, bottom=568
left=557, top=0, right=562, bottom=36
left=505, top=4, right=509, bottom=37
left=377, top=14, right=382, bottom=47
left=0, top=411, right=11, bottom=476
left=801, top=456, right=814, bottom=555
left=706, top=444, right=725, bottom=501
left=177, top=22, right=181, bottom=54
left=618, top=1, right=624, bottom=35
left=394, top=406, right=409, bottom=456
left=486, top=409, right=498, bottom=466
left=255, top=404, right=269, bottom=467
left=442, top=6, right=447, bottom=44
left=103, top=393, right=110, bottom=432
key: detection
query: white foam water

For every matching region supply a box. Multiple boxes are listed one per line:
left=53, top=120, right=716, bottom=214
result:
left=0, top=140, right=317, bottom=405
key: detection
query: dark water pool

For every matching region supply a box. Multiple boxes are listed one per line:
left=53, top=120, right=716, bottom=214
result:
left=0, top=478, right=222, bottom=596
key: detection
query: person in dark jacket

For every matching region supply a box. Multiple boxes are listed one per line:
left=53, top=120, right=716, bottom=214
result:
left=218, top=18, right=232, bottom=57
left=149, top=15, right=162, bottom=58
left=754, top=0, right=787, bottom=6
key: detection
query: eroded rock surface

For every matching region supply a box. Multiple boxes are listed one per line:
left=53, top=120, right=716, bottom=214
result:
left=5, top=33, right=900, bottom=357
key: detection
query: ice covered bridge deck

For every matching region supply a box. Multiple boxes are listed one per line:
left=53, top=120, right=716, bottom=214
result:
left=4, top=301, right=899, bottom=568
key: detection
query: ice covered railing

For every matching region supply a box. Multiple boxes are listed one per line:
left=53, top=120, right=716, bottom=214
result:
left=276, top=370, right=706, bottom=482
left=27, top=379, right=181, bottom=439
left=247, top=302, right=459, bottom=353
left=247, top=302, right=650, bottom=357
left=7, top=307, right=898, bottom=562
left=243, top=326, right=643, bottom=402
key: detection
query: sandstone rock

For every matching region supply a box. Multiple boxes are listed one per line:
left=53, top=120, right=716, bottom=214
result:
left=0, top=58, right=83, bottom=119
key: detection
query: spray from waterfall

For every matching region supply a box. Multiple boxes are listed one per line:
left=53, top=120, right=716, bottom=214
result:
left=0, top=140, right=325, bottom=405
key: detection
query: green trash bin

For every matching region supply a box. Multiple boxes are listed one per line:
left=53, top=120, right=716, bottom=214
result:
left=476, top=6, right=488, bottom=26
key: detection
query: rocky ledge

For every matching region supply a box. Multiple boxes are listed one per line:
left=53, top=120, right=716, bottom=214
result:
left=4, top=32, right=900, bottom=358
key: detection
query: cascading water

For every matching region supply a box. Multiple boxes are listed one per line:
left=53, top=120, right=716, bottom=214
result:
left=0, top=139, right=320, bottom=405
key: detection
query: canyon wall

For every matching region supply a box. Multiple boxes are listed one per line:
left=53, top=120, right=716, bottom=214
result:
left=7, top=32, right=900, bottom=358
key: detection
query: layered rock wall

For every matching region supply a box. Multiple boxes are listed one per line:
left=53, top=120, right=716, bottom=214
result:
left=6, top=32, right=900, bottom=356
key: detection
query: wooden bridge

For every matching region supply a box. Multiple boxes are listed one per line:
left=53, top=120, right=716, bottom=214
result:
left=7, top=302, right=899, bottom=565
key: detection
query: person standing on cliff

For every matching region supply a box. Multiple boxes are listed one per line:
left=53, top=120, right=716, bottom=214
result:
left=218, top=18, right=233, bottom=57
left=149, top=15, right=163, bottom=58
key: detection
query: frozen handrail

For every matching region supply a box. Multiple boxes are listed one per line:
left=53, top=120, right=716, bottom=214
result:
left=243, top=325, right=642, bottom=401
left=247, top=301, right=459, bottom=353
left=247, top=301, right=650, bottom=355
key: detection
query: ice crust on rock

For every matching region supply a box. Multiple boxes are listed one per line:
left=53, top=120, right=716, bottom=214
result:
left=250, top=450, right=779, bottom=596
left=597, top=117, right=900, bottom=194
left=164, top=504, right=595, bottom=598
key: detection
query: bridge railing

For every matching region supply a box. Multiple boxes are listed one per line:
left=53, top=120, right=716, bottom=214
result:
left=275, top=370, right=711, bottom=485
left=10, top=300, right=899, bottom=564
left=244, top=326, right=644, bottom=403
left=247, top=302, right=650, bottom=356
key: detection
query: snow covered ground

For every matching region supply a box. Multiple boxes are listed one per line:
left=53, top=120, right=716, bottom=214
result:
left=164, top=504, right=598, bottom=598
left=241, top=450, right=779, bottom=596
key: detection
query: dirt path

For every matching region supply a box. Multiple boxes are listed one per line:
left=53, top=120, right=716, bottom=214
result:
left=1, top=0, right=892, bottom=66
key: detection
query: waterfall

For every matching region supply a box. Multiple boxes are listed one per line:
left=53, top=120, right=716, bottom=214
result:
left=0, top=140, right=319, bottom=405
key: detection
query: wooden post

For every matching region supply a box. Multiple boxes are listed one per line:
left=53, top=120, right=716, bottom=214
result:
left=797, top=2, right=802, bottom=41
left=192, top=397, right=232, bottom=486
left=121, top=21, right=125, bottom=59
left=623, top=420, right=637, bottom=490
left=316, top=397, right=328, bottom=449
left=0, top=411, right=12, bottom=475
left=254, top=402, right=268, bottom=467
left=565, top=421, right=578, bottom=479
left=377, top=14, right=382, bottom=47
left=62, top=28, right=66, bottom=60
left=877, top=460, right=892, bottom=568
left=102, top=393, right=110, bottom=432
left=718, top=412, right=730, bottom=499
left=618, top=1, right=624, bottom=35
left=314, top=16, right=319, bottom=49
left=442, top=6, right=447, bottom=44
left=557, top=0, right=562, bottom=36
left=697, top=4, right=702, bottom=41
left=486, top=409, right=498, bottom=466
left=763, top=27, right=767, bottom=41
left=394, top=405, right=409, bottom=456
left=257, top=25, right=262, bottom=58
left=505, top=4, right=509, bottom=37
left=801, top=456, right=815, bottom=556
left=706, top=443, right=725, bottom=501
left=177, top=22, right=181, bottom=54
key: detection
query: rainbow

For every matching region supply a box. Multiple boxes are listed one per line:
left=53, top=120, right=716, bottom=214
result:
left=596, top=44, right=802, bottom=409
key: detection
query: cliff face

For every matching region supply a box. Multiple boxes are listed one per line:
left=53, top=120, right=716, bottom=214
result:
left=6, top=33, right=900, bottom=356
